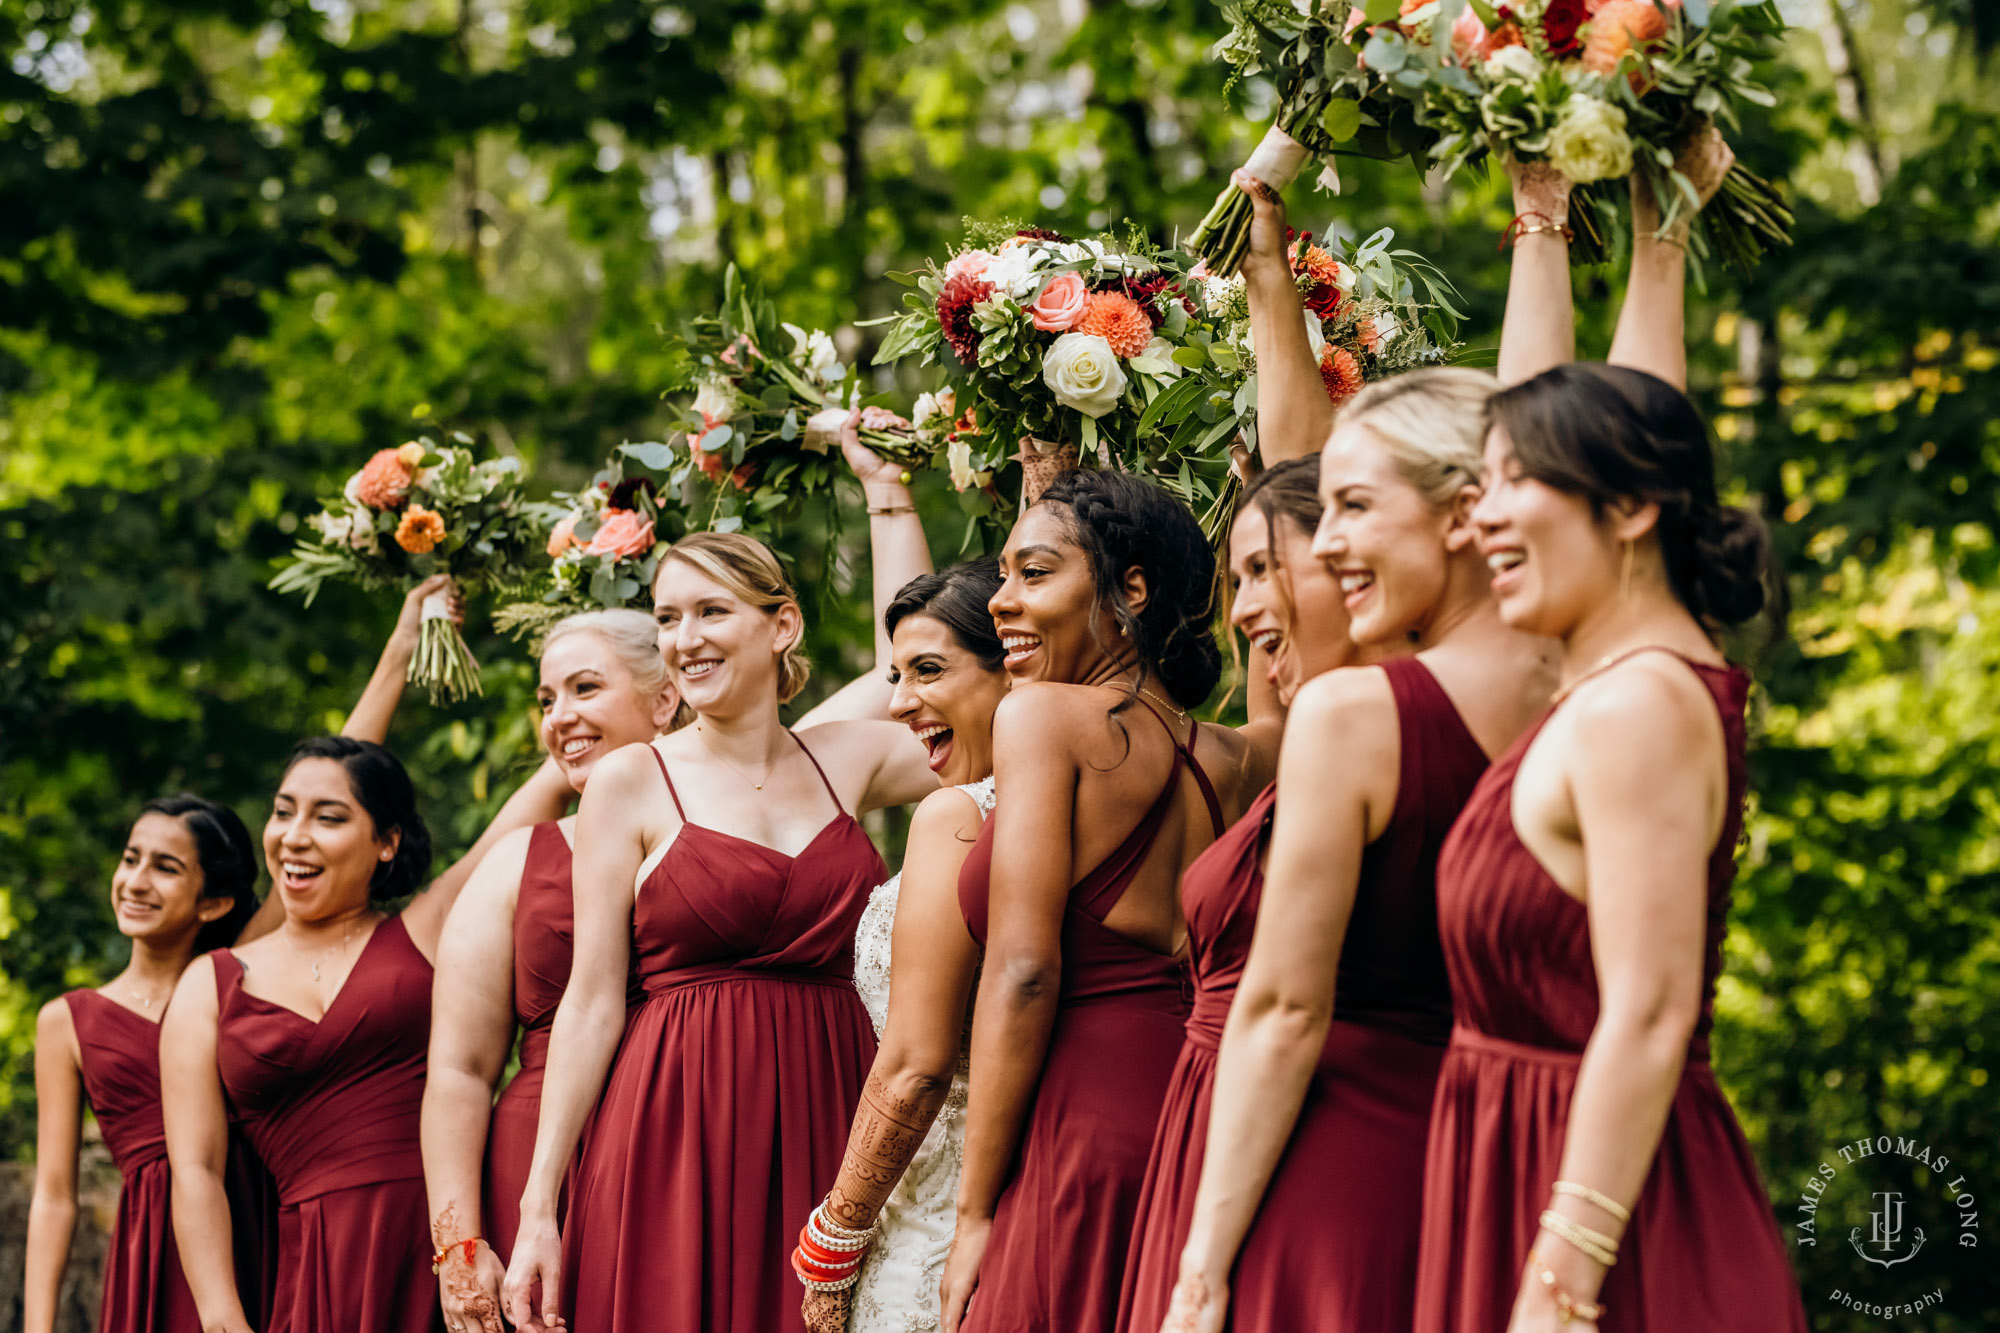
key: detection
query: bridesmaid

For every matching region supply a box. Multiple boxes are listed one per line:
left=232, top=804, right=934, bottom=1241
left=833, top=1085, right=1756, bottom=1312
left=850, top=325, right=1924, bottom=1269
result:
left=24, top=798, right=258, bottom=1333
left=501, top=531, right=938, bottom=1333
left=1416, top=363, right=1803, bottom=1333
left=943, top=470, right=1270, bottom=1333
left=23, top=577, right=464, bottom=1333
left=795, top=561, right=1011, bottom=1333
left=419, top=609, right=683, bottom=1333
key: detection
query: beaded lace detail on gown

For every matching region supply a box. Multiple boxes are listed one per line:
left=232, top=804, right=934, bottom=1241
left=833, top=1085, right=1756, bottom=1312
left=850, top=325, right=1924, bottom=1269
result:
left=849, top=776, right=995, bottom=1333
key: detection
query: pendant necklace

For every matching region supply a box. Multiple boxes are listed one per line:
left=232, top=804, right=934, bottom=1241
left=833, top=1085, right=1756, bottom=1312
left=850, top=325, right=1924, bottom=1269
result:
left=118, top=979, right=171, bottom=1013
left=1138, top=685, right=1189, bottom=727
left=1550, top=644, right=1692, bottom=705
left=280, top=919, right=356, bottom=983
left=696, top=723, right=777, bottom=792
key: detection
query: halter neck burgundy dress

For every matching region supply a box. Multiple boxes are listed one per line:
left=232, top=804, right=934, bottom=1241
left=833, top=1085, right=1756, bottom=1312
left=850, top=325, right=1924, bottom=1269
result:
left=561, top=736, right=883, bottom=1333
left=958, top=704, right=1223, bottom=1333
left=483, top=820, right=574, bottom=1260
left=1415, top=655, right=1807, bottom=1333
left=214, top=914, right=440, bottom=1333
left=1118, top=658, right=1488, bottom=1333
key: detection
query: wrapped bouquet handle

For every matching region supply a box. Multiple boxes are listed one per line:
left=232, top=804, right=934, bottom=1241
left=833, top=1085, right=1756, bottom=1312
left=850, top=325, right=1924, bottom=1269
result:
left=410, top=585, right=483, bottom=704
left=1016, top=436, right=1079, bottom=508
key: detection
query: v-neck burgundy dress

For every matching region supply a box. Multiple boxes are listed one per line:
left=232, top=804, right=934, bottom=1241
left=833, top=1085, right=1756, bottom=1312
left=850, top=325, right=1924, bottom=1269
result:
left=215, top=914, right=441, bottom=1333
left=560, top=736, right=884, bottom=1333
left=1414, top=655, right=1807, bottom=1332
left=957, top=704, right=1224, bottom=1333
left=1119, top=659, right=1488, bottom=1333
left=483, top=820, right=575, bottom=1260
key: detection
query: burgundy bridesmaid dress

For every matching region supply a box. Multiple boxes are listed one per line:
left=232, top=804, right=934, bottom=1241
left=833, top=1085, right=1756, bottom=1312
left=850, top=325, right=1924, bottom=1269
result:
left=958, top=703, right=1223, bottom=1333
left=560, top=736, right=883, bottom=1333
left=215, top=914, right=442, bottom=1333
left=1415, top=654, right=1806, bottom=1333
left=1119, top=658, right=1487, bottom=1333
left=482, top=820, right=573, bottom=1259
left=65, top=988, right=201, bottom=1333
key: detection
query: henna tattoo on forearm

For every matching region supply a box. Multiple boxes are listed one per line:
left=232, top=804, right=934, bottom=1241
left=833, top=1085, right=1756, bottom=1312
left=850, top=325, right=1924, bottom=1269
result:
left=823, top=1070, right=951, bottom=1230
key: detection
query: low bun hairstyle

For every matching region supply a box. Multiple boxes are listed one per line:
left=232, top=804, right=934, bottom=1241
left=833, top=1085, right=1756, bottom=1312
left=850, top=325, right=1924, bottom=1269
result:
left=1037, top=469, right=1223, bottom=709
left=1486, top=363, right=1781, bottom=631
left=658, top=532, right=812, bottom=704
left=886, top=563, right=1006, bottom=673
left=137, top=794, right=260, bottom=953
left=282, top=737, right=434, bottom=903
left=542, top=608, right=693, bottom=732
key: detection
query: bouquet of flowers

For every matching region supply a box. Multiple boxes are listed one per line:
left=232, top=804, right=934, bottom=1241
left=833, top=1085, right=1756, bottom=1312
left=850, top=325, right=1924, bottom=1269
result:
left=871, top=222, right=1221, bottom=506
left=270, top=434, right=537, bottom=703
left=1351, top=0, right=1792, bottom=269
left=660, top=267, right=925, bottom=537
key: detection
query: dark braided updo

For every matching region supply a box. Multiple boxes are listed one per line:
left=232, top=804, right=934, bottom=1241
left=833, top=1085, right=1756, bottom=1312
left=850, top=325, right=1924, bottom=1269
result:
left=1036, top=469, right=1223, bottom=709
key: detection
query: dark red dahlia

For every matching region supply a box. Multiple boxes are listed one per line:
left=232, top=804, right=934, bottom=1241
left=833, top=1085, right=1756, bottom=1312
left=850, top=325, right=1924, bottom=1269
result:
left=937, top=272, right=994, bottom=366
left=609, top=475, right=658, bottom=510
left=1121, top=272, right=1197, bottom=328
left=1014, top=225, right=1068, bottom=243
left=1540, top=0, right=1588, bottom=57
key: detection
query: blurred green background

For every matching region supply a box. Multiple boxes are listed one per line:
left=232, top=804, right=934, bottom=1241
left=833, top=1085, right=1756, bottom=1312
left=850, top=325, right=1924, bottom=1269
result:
left=1, top=0, right=1995, bottom=1326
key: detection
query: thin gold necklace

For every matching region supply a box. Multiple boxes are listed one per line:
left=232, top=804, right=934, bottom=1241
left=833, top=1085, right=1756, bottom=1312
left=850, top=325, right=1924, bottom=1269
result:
left=696, top=723, right=776, bottom=792
left=116, top=978, right=172, bottom=1013
left=1550, top=644, right=1689, bottom=704
left=1138, top=685, right=1189, bottom=726
left=279, top=919, right=356, bottom=984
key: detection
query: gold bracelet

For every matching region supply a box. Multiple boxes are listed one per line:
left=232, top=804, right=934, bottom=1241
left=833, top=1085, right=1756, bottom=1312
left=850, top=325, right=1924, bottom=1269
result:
left=1526, top=1249, right=1606, bottom=1325
left=866, top=503, right=915, bottom=516
left=1552, top=1180, right=1632, bottom=1224
left=1539, top=1209, right=1618, bottom=1267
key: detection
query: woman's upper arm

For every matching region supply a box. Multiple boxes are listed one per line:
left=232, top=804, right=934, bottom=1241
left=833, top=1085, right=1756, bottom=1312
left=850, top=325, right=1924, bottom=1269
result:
left=428, top=834, right=529, bottom=1083
left=565, top=746, right=653, bottom=999
left=403, top=761, right=570, bottom=955
left=32, top=1001, right=83, bottom=1188
left=880, top=790, right=986, bottom=1064
left=985, top=691, right=1080, bottom=959
left=800, top=719, right=936, bottom=815
left=159, top=956, right=230, bottom=1172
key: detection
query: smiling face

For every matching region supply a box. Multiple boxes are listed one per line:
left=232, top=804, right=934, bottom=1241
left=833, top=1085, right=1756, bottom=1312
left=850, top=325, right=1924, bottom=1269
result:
left=111, top=812, right=229, bottom=944
left=1310, top=423, right=1467, bottom=647
left=264, top=758, right=397, bottom=920
left=537, top=631, right=678, bottom=793
left=887, top=614, right=1012, bottom=786
left=1474, top=423, right=1623, bottom=638
left=1229, top=504, right=1358, bottom=705
left=652, top=557, right=798, bottom=718
left=989, top=504, right=1133, bottom=685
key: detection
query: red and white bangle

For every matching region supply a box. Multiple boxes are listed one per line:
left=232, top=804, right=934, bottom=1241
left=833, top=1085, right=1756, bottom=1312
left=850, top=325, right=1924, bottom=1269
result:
left=791, top=1202, right=875, bottom=1293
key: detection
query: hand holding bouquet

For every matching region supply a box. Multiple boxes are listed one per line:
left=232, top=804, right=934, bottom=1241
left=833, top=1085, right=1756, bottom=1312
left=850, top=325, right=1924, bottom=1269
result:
left=270, top=433, right=536, bottom=703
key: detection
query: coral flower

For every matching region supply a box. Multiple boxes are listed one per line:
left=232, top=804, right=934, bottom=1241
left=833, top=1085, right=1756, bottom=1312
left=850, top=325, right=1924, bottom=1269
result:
left=547, top=512, right=581, bottom=558
left=1320, top=346, right=1365, bottom=405
left=1072, top=291, right=1153, bottom=359
left=394, top=505, right=446, bottom=555
left=1583, top=0, right=1669, bottom=79
left=583, top=509, right=656, bottom=559
left=351, top=447, right=417, bottom=510
left=696, top=447, right=730, bottom=485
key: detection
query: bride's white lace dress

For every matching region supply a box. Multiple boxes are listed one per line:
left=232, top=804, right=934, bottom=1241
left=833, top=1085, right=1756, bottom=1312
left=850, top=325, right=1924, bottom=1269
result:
left=848, top=777, right=994, bottom=1333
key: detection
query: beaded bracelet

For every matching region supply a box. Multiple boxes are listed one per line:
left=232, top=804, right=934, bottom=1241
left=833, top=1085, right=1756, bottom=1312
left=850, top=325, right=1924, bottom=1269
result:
left=1553, top=1180, right=1631, bottom=1223
left=791, top=1247, right=862, bottom=1293
left=1526, top=1249, right=1605, bottom=1325
left=1539, top=1209, right=1619, bottom=1267
left=811, top=1202, right=876, bottom=1245
left=1500, top=211, right=1574, bottom=249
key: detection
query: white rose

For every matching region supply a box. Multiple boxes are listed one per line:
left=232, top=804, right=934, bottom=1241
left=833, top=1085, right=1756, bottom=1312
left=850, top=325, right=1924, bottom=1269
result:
left=1372, top=311, right=1401, bottom=351
left=309, top=509, right=352, bottom=546
left=782, top=322, right=843, bottom=382
left=912, top=391, right=942, bottom=429
left=1547, top=96, right=1634, bottom=184
left=945, top=438, right=992, bottom=492
left=1201, top=271, right=1246, bottom=318
left=1244, top=307, right=1326, bottom=366
left=1042, top=333, right=1128, bottom=419
left=1485, top=45, right=1543, bottom=84
left=1129, top=335, right=1184, bottom=379
left=692, top=377, right=737, bottom=424
left=983, top=245, right=1047, bottom=299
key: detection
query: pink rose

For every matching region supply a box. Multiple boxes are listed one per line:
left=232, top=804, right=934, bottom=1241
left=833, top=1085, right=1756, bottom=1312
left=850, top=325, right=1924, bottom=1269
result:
left=1451, top=10, right=1487, bottom=61
left=944, top=249, right=995, bottom=282
left=1028, top=272, right=1089, bottom=332
left=582, top=509, right=656, bottom=559
left=1343, top=7, right=1367, bottom=38
left=547, top=512, right=581, bottom=558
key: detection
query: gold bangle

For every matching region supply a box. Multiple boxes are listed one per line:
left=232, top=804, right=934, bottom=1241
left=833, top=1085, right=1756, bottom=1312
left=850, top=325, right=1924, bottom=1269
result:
left=1526, top=1249, right=1606, bottom=1325
left=1552, top=1180, right=1632, bottom=1224
left=866, top=504, right=915, bottom=516
left=1539, top=1209, right=1618, bottom=1267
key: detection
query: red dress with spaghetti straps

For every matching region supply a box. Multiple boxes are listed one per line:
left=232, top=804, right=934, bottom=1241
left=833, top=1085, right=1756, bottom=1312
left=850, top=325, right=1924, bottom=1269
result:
left=958, top=703, right=1224, bottom=1333
left=1119, top=658, right=1487, bottom=1333
left=561, top=735, right=883, bottom=1333
left=483, top=820, right=574, bottom=1259
left=214, top=913, right=440, bottom=1333
left=1414, top=654, right=1807, bottom=1333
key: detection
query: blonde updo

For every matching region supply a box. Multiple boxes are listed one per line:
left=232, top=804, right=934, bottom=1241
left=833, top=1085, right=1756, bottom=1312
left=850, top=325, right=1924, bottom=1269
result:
left=656, top=532, right=812, bottom=704
left=541, top=608, right=693, bottom=732
left=1332, top=367, right=1499, bottom=509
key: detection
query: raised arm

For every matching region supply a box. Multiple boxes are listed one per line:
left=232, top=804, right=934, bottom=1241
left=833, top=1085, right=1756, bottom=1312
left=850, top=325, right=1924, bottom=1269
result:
left=1507, top=667, right=1720, bottom=1329
left=797, top=416, right=934, bottom=728
left=1235, top=171, right=1334, bottom=466
left=801, top=787, right=986, bottom=1332
left=942, top=690, right=1077, bottom=1331
left=398, top=757, right=573, bottom=960
left=1608, top=125, right=1735, bottom=391
left=1162, top=669, right=1395, bottom=1333
left=22, top=1001, right=83, bottom=1333
left=342, top=574, right=462, bottom=744
left=161, top=956, right=255, bottom=1333
left=501, top=746, right=653, bottom=1332
left=422, top=826, right=534, bottom=1333
left=1497, top=160, right=1578, bottom=386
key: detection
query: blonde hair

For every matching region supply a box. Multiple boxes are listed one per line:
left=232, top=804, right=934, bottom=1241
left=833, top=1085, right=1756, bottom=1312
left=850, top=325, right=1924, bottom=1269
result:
left=657, top=532, right=812, bottom=703
left=541, top=608, right=693, bottom=731
left=1332, top=367, right=1498, bottom=509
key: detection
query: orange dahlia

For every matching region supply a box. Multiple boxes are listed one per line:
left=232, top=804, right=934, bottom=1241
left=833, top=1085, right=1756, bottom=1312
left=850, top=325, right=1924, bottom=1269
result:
left=394, top=505, right=446, bottom=554
left=1072, top=291, right=1154, bottom=359
left=1320, top=347, right=1365, bottom=405
left=352, top=447, right=416, bottom=510
left=1582, top=0, right=1667, bottom=78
